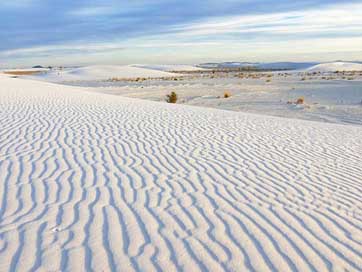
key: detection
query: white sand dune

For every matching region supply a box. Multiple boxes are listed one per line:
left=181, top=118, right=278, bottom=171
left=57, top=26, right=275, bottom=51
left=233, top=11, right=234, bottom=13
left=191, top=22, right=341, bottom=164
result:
left=27, top=65, right=179, bottom=82
left=0, top=75, right=362, bottom=271
left=308, top=61, right=362, bottom=72
left=132, top=64, right=206, bottom=72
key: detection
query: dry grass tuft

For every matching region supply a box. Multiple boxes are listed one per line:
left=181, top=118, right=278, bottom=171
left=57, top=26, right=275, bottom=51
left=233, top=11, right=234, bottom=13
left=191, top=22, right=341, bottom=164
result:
left=224, top=91, right=231, bottom=98
left=296, top=97, right=305, bottom=105
left=287, top=97, right=305, bottom=105
left=166, top=92, right=178, bottom=103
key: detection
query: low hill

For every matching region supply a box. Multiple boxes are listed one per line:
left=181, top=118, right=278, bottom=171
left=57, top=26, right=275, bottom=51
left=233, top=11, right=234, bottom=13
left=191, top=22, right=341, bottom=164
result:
left=308, top=61, right=362, bottom=72
left=199, top=62, right=317, bottom=70
left=132, top=64, right=206, bottom=72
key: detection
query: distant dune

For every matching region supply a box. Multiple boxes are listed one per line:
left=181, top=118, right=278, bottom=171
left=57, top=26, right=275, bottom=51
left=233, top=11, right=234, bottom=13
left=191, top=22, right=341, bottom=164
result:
left=28, top=65, right=179, bottom=82
left=132, top=64, right=206, bottom=72
left=199, top=62, right=317, bottom=70
left=308, top=61, right=362, bottom=72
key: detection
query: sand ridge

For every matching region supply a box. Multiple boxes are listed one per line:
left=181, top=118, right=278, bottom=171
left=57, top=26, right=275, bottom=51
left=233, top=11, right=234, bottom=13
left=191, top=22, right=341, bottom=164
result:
left=0, top=75, right=361, bottom=271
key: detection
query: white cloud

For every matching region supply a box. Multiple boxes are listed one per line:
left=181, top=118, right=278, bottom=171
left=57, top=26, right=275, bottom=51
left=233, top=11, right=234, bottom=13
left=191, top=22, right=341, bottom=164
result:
left=170, top=2, right=362, bottom=37
left=68, top=6, right=119, bottom=17
left=1, top=1, right=361, bottom=67
left=68, top=1, right=153, bottom=17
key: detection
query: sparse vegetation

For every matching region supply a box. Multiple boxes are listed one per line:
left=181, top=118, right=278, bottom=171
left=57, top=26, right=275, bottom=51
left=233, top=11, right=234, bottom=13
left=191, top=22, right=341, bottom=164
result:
left=287, top=97, right=305, bottom=105
left=166, top=92, right=178, bottom=103
left=4, top=71, right=43, bottom=76
left=296, top=97, right=305, bottom=105
left=224, top=91, right=231, bottom=98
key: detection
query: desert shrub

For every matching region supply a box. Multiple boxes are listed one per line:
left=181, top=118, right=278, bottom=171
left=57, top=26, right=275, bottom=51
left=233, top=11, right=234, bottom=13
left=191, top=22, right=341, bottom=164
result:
left=287, top=97, right=306, bottom=105
left=224, top=91, right=231, bottom=98
left=296, top=97, right=304, bottom=104
left=166, top=92, right=178, bottom=103
left=266, top=79, right=271, bottom=83
left=110, top=77, right=120, bottom=82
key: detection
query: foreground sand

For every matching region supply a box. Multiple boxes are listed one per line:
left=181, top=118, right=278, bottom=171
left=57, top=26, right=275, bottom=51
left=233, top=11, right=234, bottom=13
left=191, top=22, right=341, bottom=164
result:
left=0, top=75, right=361, bottom=271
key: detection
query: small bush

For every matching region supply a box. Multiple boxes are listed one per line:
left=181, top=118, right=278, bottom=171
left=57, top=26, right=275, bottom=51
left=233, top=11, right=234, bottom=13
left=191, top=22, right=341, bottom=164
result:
left=296, top=97, right=304, bottom=104
left=166, top=92, right=178, bottom=103
left=224, top=91, right=231, bottom=98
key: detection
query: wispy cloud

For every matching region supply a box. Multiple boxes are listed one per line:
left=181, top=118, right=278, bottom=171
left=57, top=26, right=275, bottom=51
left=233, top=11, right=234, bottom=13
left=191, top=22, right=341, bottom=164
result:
left=68, top=6, right=119, bottom=17
left=170, top=2, right=362, bottom=37
left=0, top=0, right=361, bottom=67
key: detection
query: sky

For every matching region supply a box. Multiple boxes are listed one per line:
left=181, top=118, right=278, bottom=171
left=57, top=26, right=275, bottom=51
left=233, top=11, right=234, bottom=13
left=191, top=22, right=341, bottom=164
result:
left=0, top=0, right=361, bottom=67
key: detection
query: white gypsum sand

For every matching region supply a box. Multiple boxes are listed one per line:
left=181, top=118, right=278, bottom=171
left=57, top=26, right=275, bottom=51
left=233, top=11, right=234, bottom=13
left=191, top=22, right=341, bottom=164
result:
left=0, top=74, right=361, bottom=271
left=131, top=64, right=206, bottom=72
left=25, top=65, right=180, bottom=83
left=78, top=69, right=362, bottom=126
